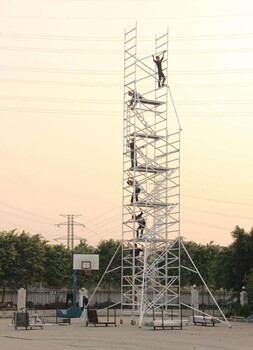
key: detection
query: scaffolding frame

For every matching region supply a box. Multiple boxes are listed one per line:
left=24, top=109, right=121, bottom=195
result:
left=121, top=25, right=181, bottom=327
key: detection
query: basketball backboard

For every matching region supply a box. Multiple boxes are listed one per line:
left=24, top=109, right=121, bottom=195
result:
left=73, top=254, right=99, bottom=271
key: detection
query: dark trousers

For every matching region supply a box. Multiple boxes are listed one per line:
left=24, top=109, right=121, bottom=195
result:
left=131, top=188, right=140, bottom=203
left=158, top=72, right=166, bottom=87
left=136, top=225, right=144, bottom=238
left=131, top=151, right=137, bottom=167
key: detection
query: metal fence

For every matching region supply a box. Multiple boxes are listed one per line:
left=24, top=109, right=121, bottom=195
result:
left=0, top=289, right=232, bottom=309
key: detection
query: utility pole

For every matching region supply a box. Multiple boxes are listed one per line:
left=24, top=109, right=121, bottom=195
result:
left=56, top=214, right=85, bottom=251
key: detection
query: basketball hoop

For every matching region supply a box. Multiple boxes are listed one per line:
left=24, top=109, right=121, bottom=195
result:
left=83, top=269, right=92, bottom=277
left=73, top=254, right=99, bottom=277
left=73, top=254, right=99, bottom=275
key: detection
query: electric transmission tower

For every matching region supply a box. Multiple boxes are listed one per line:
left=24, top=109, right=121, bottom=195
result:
left=56, top=214, right=85, bottom=251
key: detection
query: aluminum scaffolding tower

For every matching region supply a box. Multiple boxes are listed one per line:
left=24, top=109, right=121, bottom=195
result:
left=121, top=25, right=182, bottom=327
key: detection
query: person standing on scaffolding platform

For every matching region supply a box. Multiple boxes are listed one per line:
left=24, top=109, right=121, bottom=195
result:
left=128, top=138, right=137, bottom=168
left=152, top=51, right=166, bottom=88
left=127, top=178, right=141, bottom=203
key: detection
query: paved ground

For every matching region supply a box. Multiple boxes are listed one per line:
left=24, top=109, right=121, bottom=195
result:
left=0, top=316, right=252, bottom=350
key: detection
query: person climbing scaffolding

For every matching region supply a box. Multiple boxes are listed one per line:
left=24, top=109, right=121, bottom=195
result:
left=133, top=243, right=143, bottom=270
left=132, top=210, right=146, bottom=238
left=128, top=137, right=137, bottom=168
left=127, top=178, right=141, bottom=203
left=152, top=51, right=166, bottom=88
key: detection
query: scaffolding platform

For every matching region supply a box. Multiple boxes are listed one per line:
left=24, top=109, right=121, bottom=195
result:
left=130, top=132, right=162, bottom=140
left=130, top=165, right=171, bottom=173
left=128, top=98, right=164, bottom=107
left=139, top=98, right=164, bottom=106
left=128, top=201, right=173, bottom=208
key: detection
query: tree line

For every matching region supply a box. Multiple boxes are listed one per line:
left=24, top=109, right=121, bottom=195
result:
left=0, top=226, right=252, bottom=303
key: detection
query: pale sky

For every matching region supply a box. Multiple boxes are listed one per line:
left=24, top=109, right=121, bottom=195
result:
left=0, top=0, right=252, bottom=247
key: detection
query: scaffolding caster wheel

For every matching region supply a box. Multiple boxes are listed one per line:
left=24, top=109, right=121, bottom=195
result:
left=131, top=320, right=136, bottom=325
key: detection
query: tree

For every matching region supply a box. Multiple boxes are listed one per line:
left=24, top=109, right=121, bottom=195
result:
left=212, top=246, right=232, bottom=290
left=94, top=239, right=121, bottom=299
left=74, top=239, right=94, bottom=254
left=180, top=240, right=222, bottom=291
left=244, top=268, right=253, bottom=302
left=201, top=242, right=223, bottom=288
left=43, top=244, right=72, bottom=290
left=13, top=231, right=47, bottom=289
left=0, top=230, right=47, bottom=303
left=212, top=226, right=253, bottom=295
left=0, top=224, right=252, bottom=308
left=230, top=226, right=253, bottom=292
left=0, top=230, right=18, bottom=301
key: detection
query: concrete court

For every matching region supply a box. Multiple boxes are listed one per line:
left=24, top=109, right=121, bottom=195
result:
left=0, top=317, right=252, bottom=350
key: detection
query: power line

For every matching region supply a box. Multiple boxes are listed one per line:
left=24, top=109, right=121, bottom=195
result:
left=0, top=200, right=56, bottom=223
left=170, top=33, right=253, bottom=41
left=0, top=65, right=121, bottom=75
left=0, top=32, right=121, bottom=41
left=0, top=45, right=121, bottom=54
left=0, top=78, right=121, bottom=87
left=1, top=65, right=253, bottom=76
left=173, top=100, right=253, bottom=105
left=182, top=218, right=232, bottom=232
left=1, top=107, right=253, bottom=117
left=0, top=95, right=120, bottom=104
left=2, top=12, right=253, bottom=20
left=183, top=206, right=252, bottom=221
left=1, top=78, right=253, bottom=88
left=0, top=107, right=119, bottom=115
left=1, top=65, right=253, bottom=80
left=183, top=194, right=253, bottom=207
left=168, top=69, right=253, bottom=75
left=1, top=95, right=253, bottom=106
left=0, top=45, right=253, bottom=55
left=1, top=31, right=253, bottom=42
